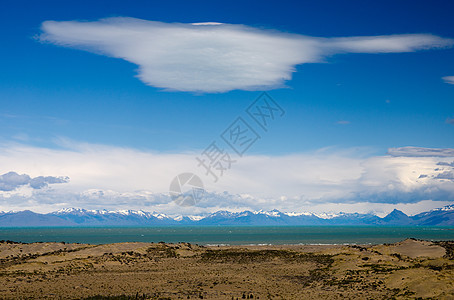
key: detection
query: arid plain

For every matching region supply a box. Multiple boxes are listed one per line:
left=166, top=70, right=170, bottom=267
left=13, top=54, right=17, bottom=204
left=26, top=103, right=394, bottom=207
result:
left=0, top=239, right=452, bottom=299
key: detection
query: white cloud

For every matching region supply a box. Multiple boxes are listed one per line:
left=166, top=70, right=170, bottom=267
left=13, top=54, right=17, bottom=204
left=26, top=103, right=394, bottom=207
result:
left=0, top=142, right=453, bottom=214
left=323, top=34, right=452, bottom=53
left=442, top=76, right=454, bottom=84
left=38, top=18, right=454, bottom=93
left=0, top=171, right=68, bottom=191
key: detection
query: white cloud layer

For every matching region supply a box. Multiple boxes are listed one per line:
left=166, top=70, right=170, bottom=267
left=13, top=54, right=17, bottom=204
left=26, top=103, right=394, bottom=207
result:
left=39, top=18, right=454, bottom=92
left=0, top=142, right=453, bottom=215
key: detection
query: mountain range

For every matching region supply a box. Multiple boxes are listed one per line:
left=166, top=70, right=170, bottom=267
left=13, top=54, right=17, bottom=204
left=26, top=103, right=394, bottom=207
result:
left=0, top=205, right=453, bottom=227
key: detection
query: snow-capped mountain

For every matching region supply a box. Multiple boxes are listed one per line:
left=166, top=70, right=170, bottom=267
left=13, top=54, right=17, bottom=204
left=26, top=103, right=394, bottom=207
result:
left=410, top=204, right=454, bottom=226
left=51, top=208, right=176, bottom=226
left=432, top=204, right=454, bottom=212
left=0, top=204, right=453, bottom=227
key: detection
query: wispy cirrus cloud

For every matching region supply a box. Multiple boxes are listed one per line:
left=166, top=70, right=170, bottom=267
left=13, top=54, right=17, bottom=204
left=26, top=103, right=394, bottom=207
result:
left=387, top=146, right=454, bottom=157
left=38, top=17, right=454, bottom=93
left=442, top=76, right=454, bottom=85
left=336, top=120, right=351, bottom=125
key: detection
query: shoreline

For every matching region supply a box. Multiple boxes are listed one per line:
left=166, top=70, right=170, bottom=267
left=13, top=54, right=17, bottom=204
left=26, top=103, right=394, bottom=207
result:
left=2, top=238, right=453, bottom=247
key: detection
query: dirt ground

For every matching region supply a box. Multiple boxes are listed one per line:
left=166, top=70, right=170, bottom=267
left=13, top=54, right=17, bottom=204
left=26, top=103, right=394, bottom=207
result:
left=0, top=239, right=452, bottom=299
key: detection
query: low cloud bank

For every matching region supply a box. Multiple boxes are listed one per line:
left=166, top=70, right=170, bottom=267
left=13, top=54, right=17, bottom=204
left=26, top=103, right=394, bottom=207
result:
left=0, top=142, right=453, bottom=214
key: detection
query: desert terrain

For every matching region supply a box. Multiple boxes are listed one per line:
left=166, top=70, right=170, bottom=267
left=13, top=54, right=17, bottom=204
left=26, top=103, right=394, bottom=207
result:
left=0, top=239, right=452, bottom=299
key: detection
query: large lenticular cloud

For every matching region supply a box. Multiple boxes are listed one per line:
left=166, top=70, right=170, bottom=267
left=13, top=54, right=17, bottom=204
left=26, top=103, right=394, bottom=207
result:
left=39, top=17, right=454, bottom=93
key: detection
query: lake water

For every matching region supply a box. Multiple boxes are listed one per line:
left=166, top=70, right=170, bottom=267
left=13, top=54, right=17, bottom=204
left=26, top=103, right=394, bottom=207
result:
left=0, top=226, right=453, bottom=245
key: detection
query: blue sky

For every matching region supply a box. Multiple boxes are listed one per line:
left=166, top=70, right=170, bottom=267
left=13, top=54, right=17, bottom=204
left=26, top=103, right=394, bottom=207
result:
left=0, top=0, right=453, bottom=215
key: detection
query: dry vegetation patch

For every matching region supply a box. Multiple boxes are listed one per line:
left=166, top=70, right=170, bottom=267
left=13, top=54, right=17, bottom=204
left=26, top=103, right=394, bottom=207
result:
left=0, top=239, right=452, bottom=299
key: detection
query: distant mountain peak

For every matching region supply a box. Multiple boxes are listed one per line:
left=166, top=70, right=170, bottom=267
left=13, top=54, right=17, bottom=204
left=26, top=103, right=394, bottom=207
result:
left=381, top=209, right=412, bottom=225
left=388, top=209, right=407, bottom=216
left=433, top=204, right=454, bottom=212
left=55, top=208, right=87, bottom=214
left=0, top=205, right=452, bottom=227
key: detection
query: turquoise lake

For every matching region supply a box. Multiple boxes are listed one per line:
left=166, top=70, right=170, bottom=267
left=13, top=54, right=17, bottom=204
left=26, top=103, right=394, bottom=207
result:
left=1, top=226, right=453, bottom=245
